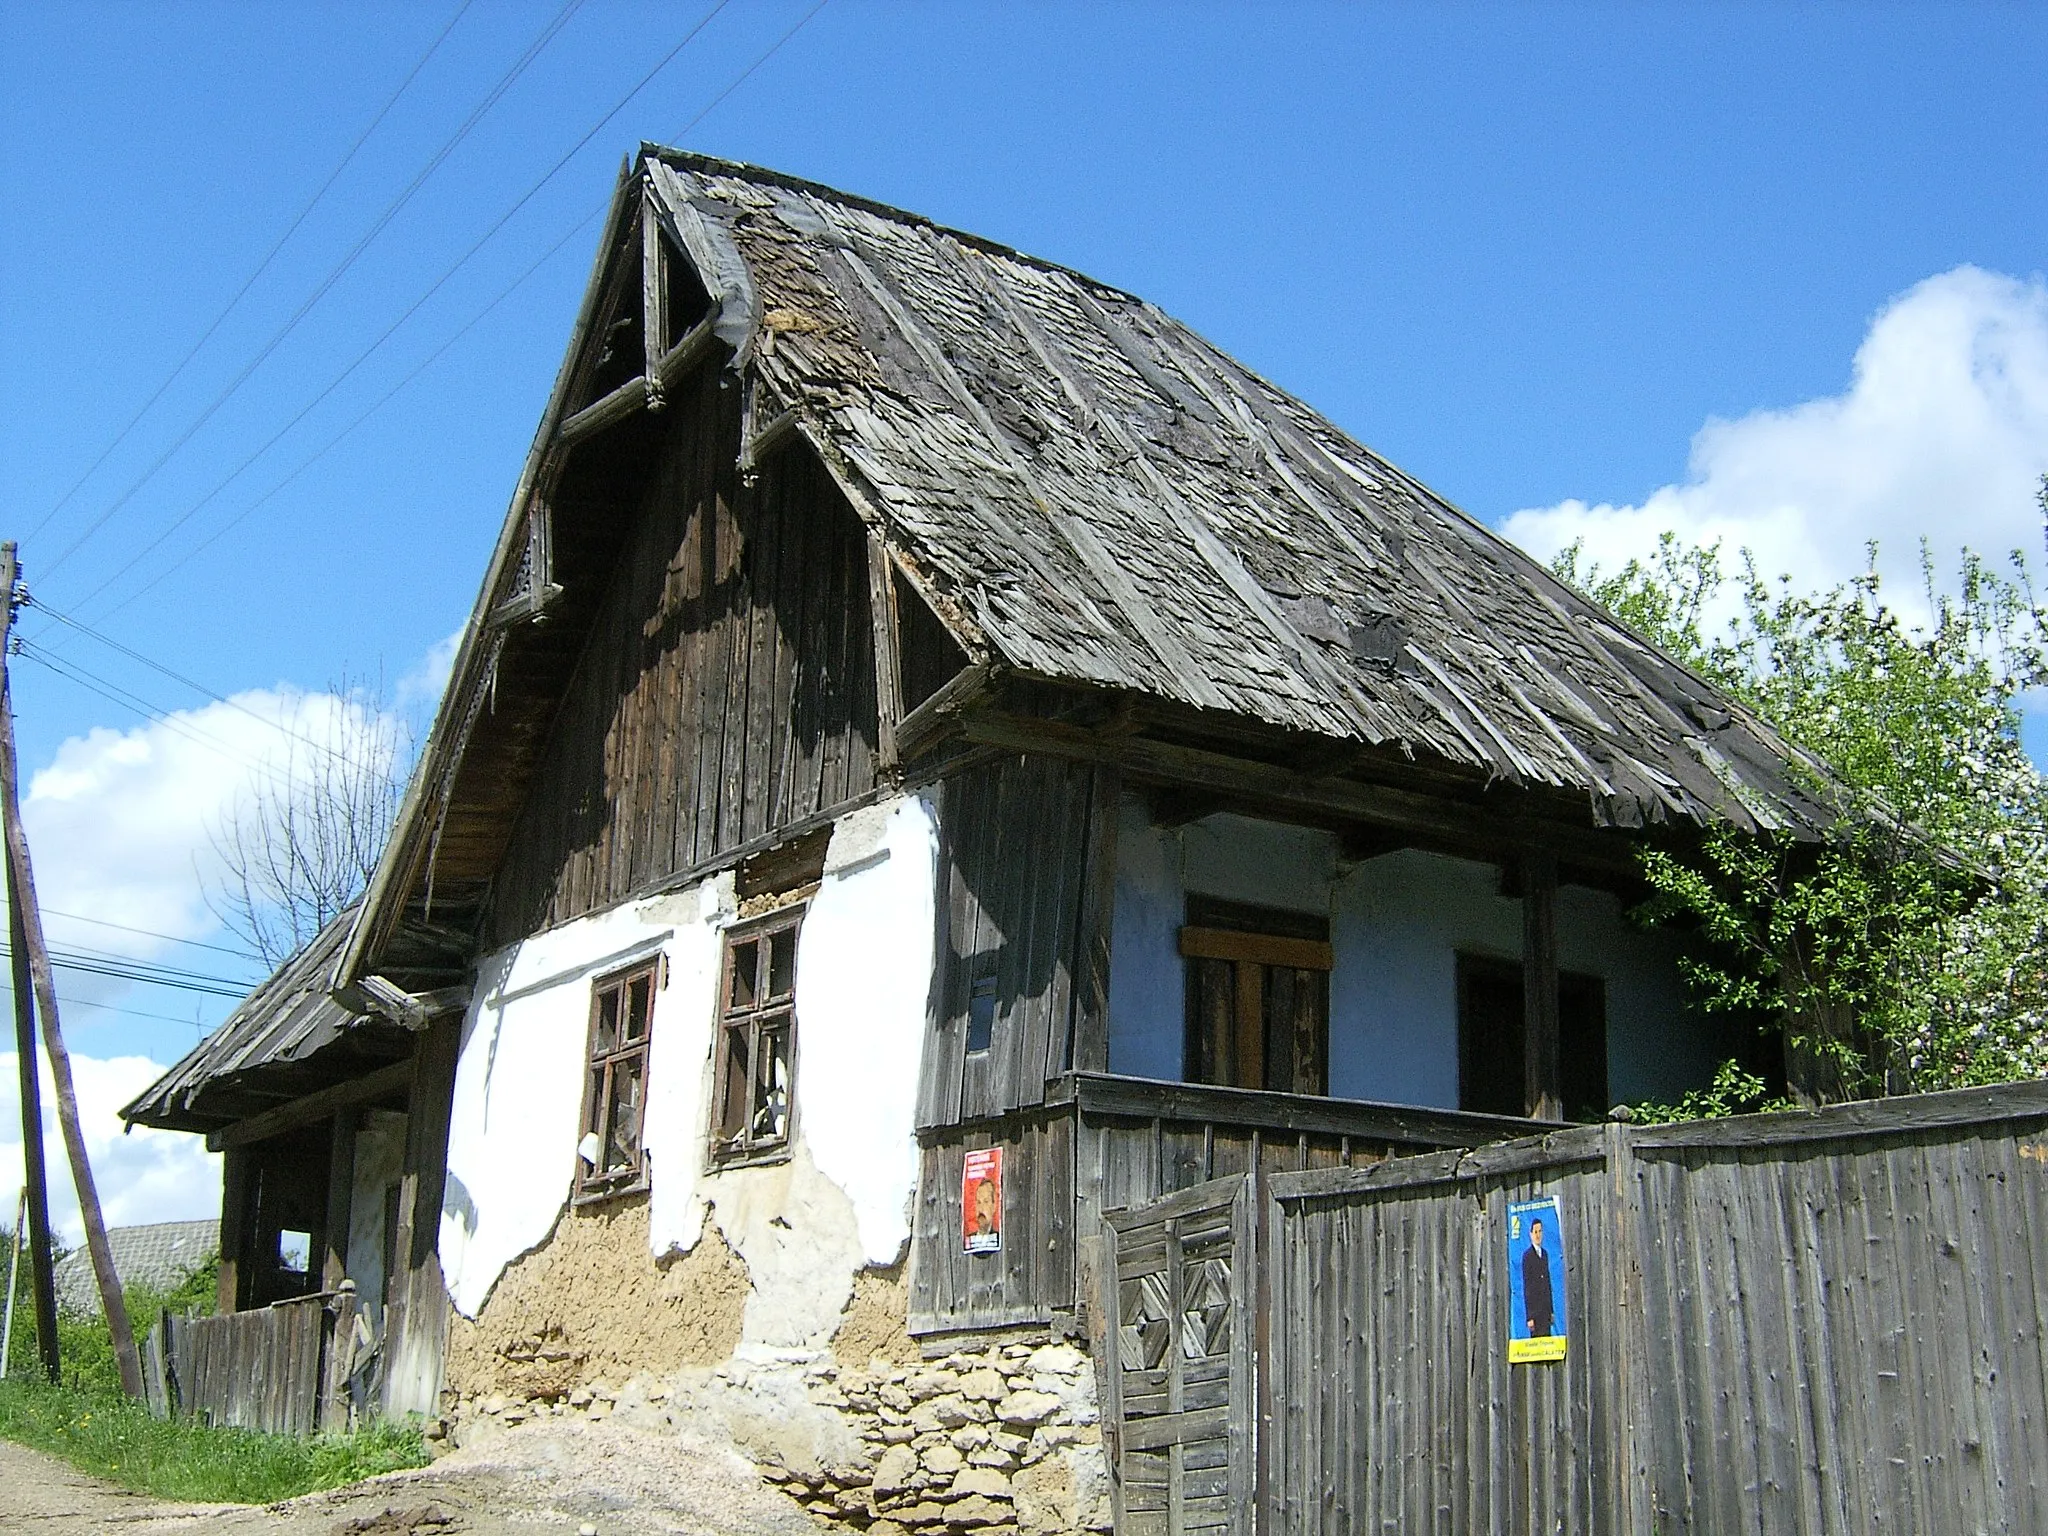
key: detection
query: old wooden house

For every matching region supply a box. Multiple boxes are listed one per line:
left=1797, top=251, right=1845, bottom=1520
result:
left=124, top=148, right=1848, bottom=1531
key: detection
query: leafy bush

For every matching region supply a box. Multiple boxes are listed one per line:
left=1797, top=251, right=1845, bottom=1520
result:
left=1555, top=481, right=2048, bottom=1104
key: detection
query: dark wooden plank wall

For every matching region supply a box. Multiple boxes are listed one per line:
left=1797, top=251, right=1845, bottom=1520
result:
left=916, top=754, right=1109, bottom=1130
left=491, top=368, right=879, bottom=945
left=906, top=1108, right=1075, bottom=1336
left=1264, top=1089, right=2048, bottom=1535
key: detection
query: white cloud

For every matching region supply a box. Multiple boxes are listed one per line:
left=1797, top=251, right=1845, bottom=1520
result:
left=395, top=625, right=463, bottom=725
left=1502, top=266, right=2048, bottom=619
left=0, top=1051, right=221, bottom=1246
left=23, top=685, right=397, bottom=981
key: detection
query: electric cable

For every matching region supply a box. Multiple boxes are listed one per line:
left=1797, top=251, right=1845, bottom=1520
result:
left=0, top=987, right=222, bottom=1029
left=37, top=0, right=587, bottom=581
left=0, top=945, right=251, bottom=999
left=86, top=201, right=604, bottom=623
left=38, top=909, right=257, bottom=963
left=58, top=0, right=738, bottom=616
left=21, top=0, right=477, bottom=547
left=11, top=639, right=395, bottom=794
left=25, top=598, right=387, bottom=772
left=64, top=0, right=823, bottom=623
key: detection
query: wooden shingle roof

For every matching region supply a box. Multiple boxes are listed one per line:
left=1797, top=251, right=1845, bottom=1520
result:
left=121, top=912, right=409, bottom=1132
left=643, top=149, right=1834, bottom=837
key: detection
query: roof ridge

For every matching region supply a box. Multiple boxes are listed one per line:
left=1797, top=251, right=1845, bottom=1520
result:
left=639, top=144, right=1145, bottom=303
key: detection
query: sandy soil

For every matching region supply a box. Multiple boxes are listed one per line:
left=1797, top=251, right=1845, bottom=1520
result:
left=0, top=1415, right=829, bottom=1536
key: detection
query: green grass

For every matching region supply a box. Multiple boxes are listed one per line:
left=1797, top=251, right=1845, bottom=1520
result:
left=1, top=1236, right=428, bottom=1503
left=0, top=1374, right=429, bottom=1503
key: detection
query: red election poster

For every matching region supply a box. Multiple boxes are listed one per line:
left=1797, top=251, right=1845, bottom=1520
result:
left=962, top=1147, right=1003, bottom=1254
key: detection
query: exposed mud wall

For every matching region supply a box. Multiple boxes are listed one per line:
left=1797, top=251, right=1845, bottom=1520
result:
left=831, top=1264, right=922, bottom=1368
left=444, top=1196, right=748, bottom=1400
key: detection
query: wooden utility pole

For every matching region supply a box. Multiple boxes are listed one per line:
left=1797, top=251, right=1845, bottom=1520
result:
left=1, top=547, right=59, bottom=1383
left=0, top=544, right=143, bottom=1397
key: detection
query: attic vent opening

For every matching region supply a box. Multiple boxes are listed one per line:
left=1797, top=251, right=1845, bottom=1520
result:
left=488, top=505, right=563, bottom=628
left=895, top=567, right=969, bottom=711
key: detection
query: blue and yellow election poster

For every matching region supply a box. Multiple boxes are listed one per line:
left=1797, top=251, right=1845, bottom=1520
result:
left=1507, top=1196, right=1568, bottom=1364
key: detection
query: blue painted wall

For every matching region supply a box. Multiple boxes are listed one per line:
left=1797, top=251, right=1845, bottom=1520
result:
left=1104, top=798, right=1732, bottom=1111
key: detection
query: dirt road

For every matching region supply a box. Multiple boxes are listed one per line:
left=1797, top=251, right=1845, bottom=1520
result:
left=0, top=1417, right=828, bottom=1535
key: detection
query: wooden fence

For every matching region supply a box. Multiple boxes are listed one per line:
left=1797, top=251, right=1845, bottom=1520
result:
left=1260, top=1080, right=2048, bottom=1535
left=142, top=1283, right=365, bottom=1436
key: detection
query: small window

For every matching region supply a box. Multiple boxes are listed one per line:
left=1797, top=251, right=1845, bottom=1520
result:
left=277, top=1229, right=312, bottom=1275
left=1180, top=897, right=1332, bottom=1096
left=578, top=959, right=661, bottom=1197
left=711, top=912, right=802, bottom=1164
left=966, top=976, right=998, bottom=1054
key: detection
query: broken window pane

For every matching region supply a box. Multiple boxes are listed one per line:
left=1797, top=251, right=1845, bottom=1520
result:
left=711, top=911, right=803, bottom=1163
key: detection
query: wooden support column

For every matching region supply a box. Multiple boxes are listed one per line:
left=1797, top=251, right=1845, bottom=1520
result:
left=867, top=534, right=905, bottom=771
left=380, top=1016, right=460, bottom=1417
left=216, top=1145, right=252, bottom=1314
left=1522, top=849, right=1561, bottom=1121
left=1069, top=764, right=1121, bottom=1074
left=322, top=1109, right=358, bottom=1292
left=641, top=194, right=669, bottom=407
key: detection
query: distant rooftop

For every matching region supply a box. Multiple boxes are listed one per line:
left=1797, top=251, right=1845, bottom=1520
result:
left=53, top=1218, right=218, bottom=1316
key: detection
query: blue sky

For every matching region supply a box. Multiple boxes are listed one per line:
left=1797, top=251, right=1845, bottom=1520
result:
left=1, top=2, right=2045, bottom=1228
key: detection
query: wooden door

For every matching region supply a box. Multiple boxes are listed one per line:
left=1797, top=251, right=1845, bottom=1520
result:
left=1102, top=1176, right=1254, bottom=1536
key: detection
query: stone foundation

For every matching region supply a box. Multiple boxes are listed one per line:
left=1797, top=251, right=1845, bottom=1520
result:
left=439, top=1203, right=1111, bottom=1533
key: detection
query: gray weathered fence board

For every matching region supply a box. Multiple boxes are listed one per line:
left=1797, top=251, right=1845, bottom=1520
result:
left=1266, top=1081, right=2048, bottom=1535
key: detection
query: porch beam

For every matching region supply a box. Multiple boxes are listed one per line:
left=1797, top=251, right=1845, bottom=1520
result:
left=955, top=709, right=1635, bottom=872
left=1060, top=1071, right=1564, bottom=1150
left=205, top=1059, right=414, bottom=1153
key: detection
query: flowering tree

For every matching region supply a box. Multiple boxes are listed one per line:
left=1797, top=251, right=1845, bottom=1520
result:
left=1554, top=479, right=2048, bottom=1102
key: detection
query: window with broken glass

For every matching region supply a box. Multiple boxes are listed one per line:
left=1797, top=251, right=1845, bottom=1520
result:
left=710, top=912, right=801, bottom=1165
left=577, top=959, right=659, bottom=1198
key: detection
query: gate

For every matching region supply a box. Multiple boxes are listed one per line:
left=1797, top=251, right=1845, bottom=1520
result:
left=1100, top=1176, right=1254, bottom=1536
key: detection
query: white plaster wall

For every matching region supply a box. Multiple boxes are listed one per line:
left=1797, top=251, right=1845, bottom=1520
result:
left=439, top=894, right=693, bottom=1317
left=788, top=796, right=937, bottom=1269
left=1106, top=801, right=1338, bottom=1080
left=1330, top=849, right=1727, bottom=1109
left=436, top=793, right=939, bottom=1351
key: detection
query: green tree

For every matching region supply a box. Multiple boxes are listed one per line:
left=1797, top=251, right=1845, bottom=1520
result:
left=1554, top=479, right=2048, bottom=1102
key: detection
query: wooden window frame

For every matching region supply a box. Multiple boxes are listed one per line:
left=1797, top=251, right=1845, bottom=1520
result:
left=1179, top=899, right=1333, bottom=1097
left=708, top=909, right=804, bottom=1168
left=575, top=955, right=663, bottom=1202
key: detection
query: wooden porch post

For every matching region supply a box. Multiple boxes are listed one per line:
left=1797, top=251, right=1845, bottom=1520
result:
left=1521, top=850, right=1561, bottom=1121
left=322, top=1109, right=358, bottom=1292
left=216, top=1145, right=252, bottom=1314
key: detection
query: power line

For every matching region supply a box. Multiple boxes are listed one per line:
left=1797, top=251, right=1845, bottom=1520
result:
left=38, top=0, right=588, bottom=583
left=38, top=909, right=259, bottom=963
left=0, top=988, right=217, bottom=1030
left=98, top=203, right=602, bottom=619
left=21, top=0, right=477, bottom=548
left=0, top=945, right=252, bottom=999
left=10, top=640, right=394, bottom=796
left=61, top=0, right=739, bottom=618
left=24, top=598, right=383, bottom=773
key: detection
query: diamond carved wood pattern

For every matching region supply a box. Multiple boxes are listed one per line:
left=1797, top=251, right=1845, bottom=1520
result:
left=1180, top=1255, right=1232, bottom=1361
left=1119, top=1272, right=1174, bottom=1373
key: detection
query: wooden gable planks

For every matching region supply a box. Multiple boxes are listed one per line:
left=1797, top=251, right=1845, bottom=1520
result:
left=485, top=360, right=881, bottom=946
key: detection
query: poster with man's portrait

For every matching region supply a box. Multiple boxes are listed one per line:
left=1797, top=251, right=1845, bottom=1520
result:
left=962, top=1147, right=1003, bottom=1254
left=1506, top=1195, right=1568, bottom=1363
